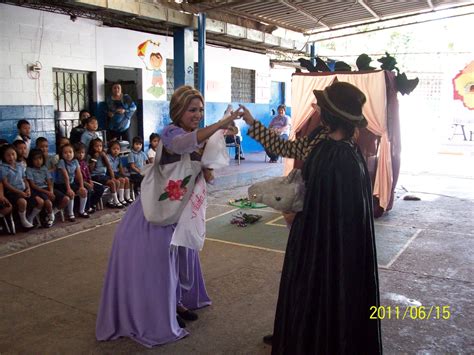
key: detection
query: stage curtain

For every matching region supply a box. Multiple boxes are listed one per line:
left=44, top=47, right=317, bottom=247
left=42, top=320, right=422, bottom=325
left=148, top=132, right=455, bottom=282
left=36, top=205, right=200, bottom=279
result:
left=287, top=71, right=393, bottom=210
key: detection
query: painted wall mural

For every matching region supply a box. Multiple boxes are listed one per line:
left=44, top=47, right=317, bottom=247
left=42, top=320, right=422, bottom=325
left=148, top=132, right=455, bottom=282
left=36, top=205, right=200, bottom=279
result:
left=138, top=40, right=165, bottom=99
left=453, top=60, right=474, bottom=110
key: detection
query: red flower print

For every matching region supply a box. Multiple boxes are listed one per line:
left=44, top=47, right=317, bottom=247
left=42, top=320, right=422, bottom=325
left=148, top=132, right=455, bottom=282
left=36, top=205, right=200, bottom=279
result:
left=164, top=179, right=187, bottom=201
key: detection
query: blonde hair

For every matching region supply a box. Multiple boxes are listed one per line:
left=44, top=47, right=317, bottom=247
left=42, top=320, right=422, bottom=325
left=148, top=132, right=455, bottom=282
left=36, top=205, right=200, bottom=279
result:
left=170, top=85, right=204, bottom=124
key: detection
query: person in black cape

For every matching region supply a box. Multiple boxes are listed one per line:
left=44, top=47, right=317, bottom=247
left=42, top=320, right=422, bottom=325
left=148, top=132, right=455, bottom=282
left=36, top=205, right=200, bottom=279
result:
left=239, top=81, right=382, bottom=354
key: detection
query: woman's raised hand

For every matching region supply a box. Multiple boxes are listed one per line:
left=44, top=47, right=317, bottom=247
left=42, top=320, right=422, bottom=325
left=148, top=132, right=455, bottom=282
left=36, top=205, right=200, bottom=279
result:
left=218, top=106, right=243, bottom=129
left=238, top=105, right=255, bottom=125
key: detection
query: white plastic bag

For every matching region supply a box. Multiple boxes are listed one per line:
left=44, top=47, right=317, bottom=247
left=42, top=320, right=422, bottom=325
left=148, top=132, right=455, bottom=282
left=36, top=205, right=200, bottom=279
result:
left=140, top=140, right=202, bottom=225
left=171, top=173, right=207, bottom=250
left=201, top=129, right=230, bottom=169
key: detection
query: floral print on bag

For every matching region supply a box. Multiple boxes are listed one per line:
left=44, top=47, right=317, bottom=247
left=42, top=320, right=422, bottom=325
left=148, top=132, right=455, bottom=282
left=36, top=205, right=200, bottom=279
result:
left=159, top=175, right=192, bottom=201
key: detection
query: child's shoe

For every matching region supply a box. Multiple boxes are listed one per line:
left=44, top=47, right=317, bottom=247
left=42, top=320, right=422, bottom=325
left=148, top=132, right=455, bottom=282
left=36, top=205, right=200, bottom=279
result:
left=21, top=220, right=34, bottom=229
left=19, top=213, right=34, bottom=228
left=44, top=217, right=54, bottom=228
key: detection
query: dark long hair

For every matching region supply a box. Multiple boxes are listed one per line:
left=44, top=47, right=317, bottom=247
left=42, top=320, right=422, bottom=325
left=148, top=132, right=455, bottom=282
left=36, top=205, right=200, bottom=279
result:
left=27, top=148, right=44, bottom=167
left=320, top=108, right=355, bottom=139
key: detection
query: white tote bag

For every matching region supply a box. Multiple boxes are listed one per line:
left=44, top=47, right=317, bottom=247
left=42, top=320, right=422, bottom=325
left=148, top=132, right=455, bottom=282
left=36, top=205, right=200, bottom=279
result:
left=140, top=140, right=202, bottom=226
left=171, top=173, right=207, bottom=250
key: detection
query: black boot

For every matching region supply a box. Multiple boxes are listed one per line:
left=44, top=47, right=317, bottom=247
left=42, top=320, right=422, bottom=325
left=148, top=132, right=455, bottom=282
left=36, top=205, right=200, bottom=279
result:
left=263, top=334, right=273, bottom=345
left=177, top=308, right=198, bottom=321
left=176, top=315, right=186, bottom=328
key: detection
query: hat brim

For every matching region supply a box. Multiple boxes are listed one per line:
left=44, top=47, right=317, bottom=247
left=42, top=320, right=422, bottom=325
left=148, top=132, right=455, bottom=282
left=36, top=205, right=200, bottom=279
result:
left=313, top=89, right=368, bottom=128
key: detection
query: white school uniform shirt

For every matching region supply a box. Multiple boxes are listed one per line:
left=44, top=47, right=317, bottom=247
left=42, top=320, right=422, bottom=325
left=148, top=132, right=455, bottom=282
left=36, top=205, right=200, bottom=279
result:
left=147, top=148, right=156, bottom=161
left=14, top=134, right=31, bottom=155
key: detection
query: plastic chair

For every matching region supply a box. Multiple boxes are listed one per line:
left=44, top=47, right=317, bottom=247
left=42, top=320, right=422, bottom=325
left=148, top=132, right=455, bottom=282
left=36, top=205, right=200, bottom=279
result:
left=0, top=213, right=15, bottom=235
left=94, top=181, right=110, bottom=211
left=226, top=143, right=241, bottom=165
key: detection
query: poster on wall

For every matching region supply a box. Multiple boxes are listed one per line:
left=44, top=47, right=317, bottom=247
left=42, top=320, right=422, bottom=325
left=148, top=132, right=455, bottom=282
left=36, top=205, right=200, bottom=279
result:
left=453, top=60, right=474, bottom=110
left=441, top=61, right=474, bottom=155
left=138, top=40, right=166, bottom=100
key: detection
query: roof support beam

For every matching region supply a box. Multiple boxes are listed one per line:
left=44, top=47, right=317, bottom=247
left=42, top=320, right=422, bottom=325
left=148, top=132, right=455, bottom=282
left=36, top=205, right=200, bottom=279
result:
left=279, top=0, right=330, bottom=30
left=202, top=0, right=256, bottom=12
left=358, top=0, right=380, bottom=20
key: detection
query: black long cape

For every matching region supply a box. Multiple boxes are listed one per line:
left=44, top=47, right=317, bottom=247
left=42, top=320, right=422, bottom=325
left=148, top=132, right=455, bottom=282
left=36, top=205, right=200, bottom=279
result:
left=272, top=138, right=382, bottom=355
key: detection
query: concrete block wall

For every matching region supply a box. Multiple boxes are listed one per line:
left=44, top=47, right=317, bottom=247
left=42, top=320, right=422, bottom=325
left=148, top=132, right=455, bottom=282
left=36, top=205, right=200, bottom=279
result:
left=0, top=4, right=98, bottom=144
left=1, top=4, right=294, bottom=154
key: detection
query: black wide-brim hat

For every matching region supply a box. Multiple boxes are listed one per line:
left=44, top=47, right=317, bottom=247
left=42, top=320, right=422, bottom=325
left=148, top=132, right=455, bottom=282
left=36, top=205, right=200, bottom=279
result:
left=313, top=81, right=368, bottom=128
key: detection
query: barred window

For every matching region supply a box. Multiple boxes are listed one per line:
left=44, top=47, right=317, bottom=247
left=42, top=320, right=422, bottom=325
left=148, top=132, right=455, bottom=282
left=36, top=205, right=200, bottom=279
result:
left=53, top=69, right=93, bottom=138
left=166, top=60, right=199, bottom=100
left=231, top=67, right=255, bottom=103
left=53, top=69, right=92, bottom=112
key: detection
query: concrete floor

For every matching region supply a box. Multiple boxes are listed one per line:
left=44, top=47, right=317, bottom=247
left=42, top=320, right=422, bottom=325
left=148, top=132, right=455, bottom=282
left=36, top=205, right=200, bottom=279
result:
left=0, top=154, right=473, bottom=354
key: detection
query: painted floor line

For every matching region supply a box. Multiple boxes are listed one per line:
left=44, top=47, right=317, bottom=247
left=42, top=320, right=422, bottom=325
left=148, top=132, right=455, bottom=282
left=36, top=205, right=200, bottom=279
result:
left=206, top=237, right=285, bottom=254
left=208, top=203, right=279, bottom=214
left=0, top=219, right=121, bottom=260
left=266, top=215, right=287, bottom=227
left=206, top=208, right=239, bottom=222
left=0, top=208, right=267, bottom=259
left=374, top=222, right=473, bottom=237
left=383, top=228, right=423, bottom=269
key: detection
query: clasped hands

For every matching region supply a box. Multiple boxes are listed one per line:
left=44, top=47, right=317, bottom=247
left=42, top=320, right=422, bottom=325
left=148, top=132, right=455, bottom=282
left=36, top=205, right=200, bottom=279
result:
left=219, top=104, right=255, bottom=128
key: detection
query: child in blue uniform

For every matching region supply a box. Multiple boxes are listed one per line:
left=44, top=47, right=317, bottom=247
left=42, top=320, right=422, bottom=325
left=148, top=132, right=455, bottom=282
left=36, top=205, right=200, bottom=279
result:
left=55, top=143, right=89, bottom=221
left=26, top=149, right=64, bottom=227
left=128, top=136, right=148, bottom=196
left=13, top=140, right=28, bottom=168
left=81, top=116, right=100, bottom=151
left=106, top=140, right=133, bottom=205
left=88, top=138, right=123, bottom=209
left=0, top=145, right=36, bottom=228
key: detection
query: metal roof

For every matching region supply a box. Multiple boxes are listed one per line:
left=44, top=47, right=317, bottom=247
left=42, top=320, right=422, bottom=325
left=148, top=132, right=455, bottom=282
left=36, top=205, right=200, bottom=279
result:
left=4, top=0, right=474, bottom=55
left=188, top=0, right=474, bottom=34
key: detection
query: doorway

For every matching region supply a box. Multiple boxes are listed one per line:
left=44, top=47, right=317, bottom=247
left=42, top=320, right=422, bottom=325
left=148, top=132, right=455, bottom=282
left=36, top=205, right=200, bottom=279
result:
left=104, top=67, right=143, bottom=142
left=270, top=81, right=285, bottom=117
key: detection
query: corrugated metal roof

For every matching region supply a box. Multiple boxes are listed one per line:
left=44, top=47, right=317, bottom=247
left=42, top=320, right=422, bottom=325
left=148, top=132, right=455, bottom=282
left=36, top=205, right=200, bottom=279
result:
left=193, top=0, right=474, bottom=33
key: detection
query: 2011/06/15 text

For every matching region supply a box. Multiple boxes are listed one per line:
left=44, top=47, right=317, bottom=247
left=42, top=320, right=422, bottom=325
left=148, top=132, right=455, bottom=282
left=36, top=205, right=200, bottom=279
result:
left=369, top=305, right=451, bottom=320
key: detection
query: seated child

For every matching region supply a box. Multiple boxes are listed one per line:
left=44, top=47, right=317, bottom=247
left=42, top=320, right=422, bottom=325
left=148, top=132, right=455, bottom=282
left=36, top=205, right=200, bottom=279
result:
left=36, top=137, right=59, bottom=174
left=88, top=138, right=124, bottom=209
left=128, top=136, right=148, bottom=196
left=26, top=149, right=68, bottom=228
left=74, top=142, right=104, bottom=213
left=147, top=133, right=160, bottom=164
left=81, top=116, right=100, bottom=151
left=55, top=143, right=89, bottom=221
left=0, top=181, right=13, bottom=219
left=14, top=119, right=31, bottom=155
left=107, top=140, right=133, bottom=205
left=0, top=145, right=38, bottom=228
left=13, top=140, right=28, bottom=168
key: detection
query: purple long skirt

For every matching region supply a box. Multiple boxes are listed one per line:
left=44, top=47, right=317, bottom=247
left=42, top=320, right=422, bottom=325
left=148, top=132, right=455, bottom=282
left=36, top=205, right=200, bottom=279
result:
left=177, top=246, right=212, bottom=310
left=96, top=198, right=189, bottom=347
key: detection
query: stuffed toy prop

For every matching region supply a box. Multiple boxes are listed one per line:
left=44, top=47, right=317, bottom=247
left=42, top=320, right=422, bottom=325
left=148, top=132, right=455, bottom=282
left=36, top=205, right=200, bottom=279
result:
left=248, top=169, right=305, bottom=212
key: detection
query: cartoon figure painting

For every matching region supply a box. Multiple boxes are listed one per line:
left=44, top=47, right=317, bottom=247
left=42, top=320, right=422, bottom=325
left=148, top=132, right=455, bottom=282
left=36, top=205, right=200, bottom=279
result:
left=138, top=40, right=165, bottom=99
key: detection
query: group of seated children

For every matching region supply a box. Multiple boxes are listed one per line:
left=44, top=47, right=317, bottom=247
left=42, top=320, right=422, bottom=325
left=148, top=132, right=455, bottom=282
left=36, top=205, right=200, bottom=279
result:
left=0, top=118, right=160, bottom=232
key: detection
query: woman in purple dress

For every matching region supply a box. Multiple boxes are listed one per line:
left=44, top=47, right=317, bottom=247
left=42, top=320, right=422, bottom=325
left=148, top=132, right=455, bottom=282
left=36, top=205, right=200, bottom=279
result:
left=96, top=86, right=242, bottom=347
